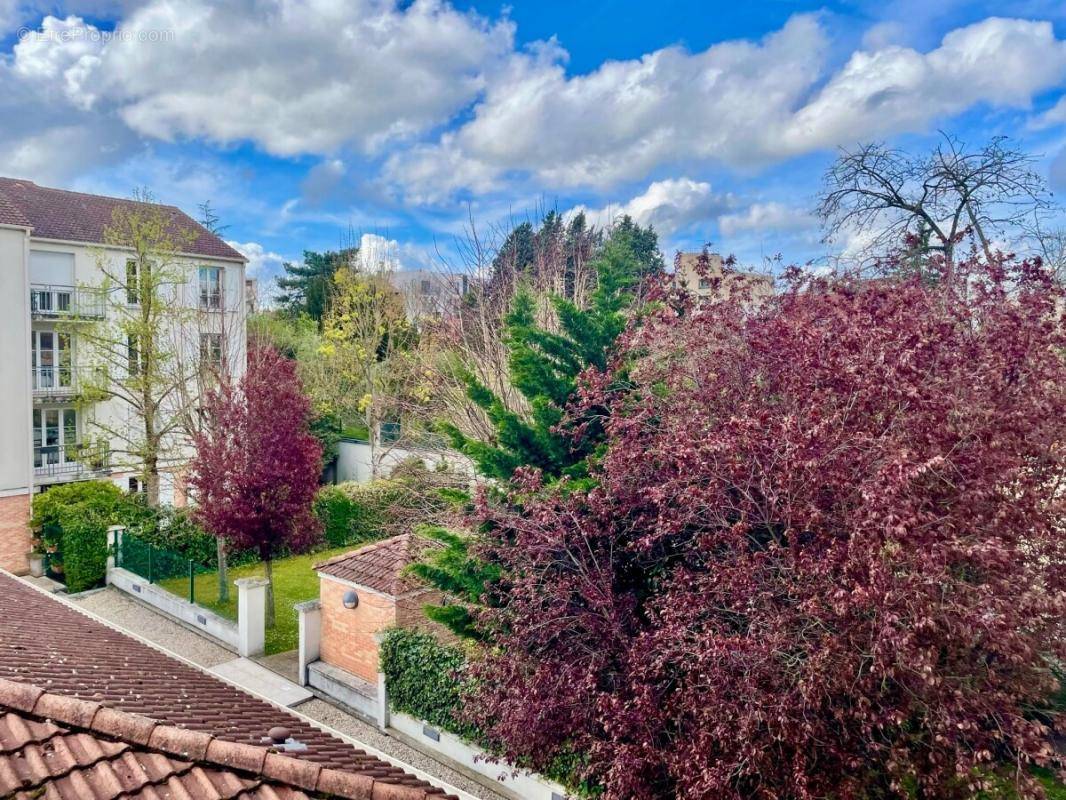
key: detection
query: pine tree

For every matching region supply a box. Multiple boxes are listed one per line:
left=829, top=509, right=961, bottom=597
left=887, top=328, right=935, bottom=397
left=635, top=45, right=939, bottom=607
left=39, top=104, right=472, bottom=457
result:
left=440, top=234, right=646, bottom=483
left=276, top=248, right=355, bottom=326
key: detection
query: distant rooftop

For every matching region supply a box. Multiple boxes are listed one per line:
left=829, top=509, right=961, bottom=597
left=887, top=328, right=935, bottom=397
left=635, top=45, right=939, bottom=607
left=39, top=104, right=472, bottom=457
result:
left=0, top=177, right=245, bottom=262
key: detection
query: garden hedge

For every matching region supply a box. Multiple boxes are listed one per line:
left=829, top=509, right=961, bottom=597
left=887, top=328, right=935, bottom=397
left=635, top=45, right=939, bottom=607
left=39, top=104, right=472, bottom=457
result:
left=31, top=481, right=124, bottom=592
left=378, top=628, right=476, bottom=738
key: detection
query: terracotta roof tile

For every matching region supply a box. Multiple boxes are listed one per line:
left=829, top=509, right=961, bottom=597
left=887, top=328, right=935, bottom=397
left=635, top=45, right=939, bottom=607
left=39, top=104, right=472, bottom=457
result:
left=0, top=177, right=245, bottom=261
left=0, top=187, right=31, bottom=229
left=315, top=534, right=442, bottom=596
left=0, top=573, right=453, bottom=800
left=0, top=681, right=451, bottom=800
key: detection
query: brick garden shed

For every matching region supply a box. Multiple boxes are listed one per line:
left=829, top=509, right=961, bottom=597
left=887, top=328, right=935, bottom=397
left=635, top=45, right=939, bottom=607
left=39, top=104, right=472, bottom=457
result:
left=302, top=534, right=453, bottom=703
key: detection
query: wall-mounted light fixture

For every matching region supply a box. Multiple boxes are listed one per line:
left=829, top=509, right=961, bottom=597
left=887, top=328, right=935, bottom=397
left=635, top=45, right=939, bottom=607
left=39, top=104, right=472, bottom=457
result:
left=342, top=590, right=359, bottom=609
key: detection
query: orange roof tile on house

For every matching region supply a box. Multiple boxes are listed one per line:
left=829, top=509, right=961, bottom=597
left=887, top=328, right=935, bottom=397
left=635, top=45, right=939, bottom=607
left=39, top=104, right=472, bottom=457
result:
left=315, top=534, right=442, bottom=596
left=0, top=572, right=453, bottom=799
left=0, top=678, right=437, bottom=799
left=0, top=177, right=245, bottom=262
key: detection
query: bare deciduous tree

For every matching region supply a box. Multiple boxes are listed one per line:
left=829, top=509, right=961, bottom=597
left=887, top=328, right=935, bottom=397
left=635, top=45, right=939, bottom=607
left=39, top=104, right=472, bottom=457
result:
left=818, top=134, right=1052, bottom=274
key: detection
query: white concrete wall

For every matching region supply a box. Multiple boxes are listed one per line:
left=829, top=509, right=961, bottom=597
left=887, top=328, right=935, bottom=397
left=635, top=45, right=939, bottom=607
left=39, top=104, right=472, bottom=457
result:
left=107, top=565, right=240, bottom=649
left=0, top=226, right=31, bottom=494
left=389, top=711, right=569, bottom=800
left=335, top=440, right=472, bottom=484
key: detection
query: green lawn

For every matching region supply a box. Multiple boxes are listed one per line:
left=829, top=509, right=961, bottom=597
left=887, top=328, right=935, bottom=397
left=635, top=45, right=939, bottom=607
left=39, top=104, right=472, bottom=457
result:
left=158, top=545, right=354, bottom=655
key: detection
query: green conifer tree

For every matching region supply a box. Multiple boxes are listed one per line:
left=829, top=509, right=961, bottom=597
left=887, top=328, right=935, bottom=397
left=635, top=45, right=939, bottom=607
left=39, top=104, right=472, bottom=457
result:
left=440, top=234, right=645, bottom=483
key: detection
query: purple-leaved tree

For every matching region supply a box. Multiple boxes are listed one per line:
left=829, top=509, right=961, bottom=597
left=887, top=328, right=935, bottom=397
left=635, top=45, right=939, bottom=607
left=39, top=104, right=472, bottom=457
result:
left=188, top=344, right=322, bottom=625
left=469, top=253, right=1066, bottom=799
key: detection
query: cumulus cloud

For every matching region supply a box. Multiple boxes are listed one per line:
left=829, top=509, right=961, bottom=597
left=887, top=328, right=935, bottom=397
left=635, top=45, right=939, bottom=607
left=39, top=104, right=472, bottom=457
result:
left=91, top=0, right=512, bottom=155
left=386, top=15, right=1066, bottom=203
left=719, top=202, right=816, bottom=237
left=571, top=178, right=734, bottom=237
left=228, top=240, right=287, bottom=280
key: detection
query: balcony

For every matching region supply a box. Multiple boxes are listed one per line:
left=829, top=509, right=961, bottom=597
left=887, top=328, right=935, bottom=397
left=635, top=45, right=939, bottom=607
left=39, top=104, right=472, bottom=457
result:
left=33, top=443, right=110, bottom=482
left=31, top=366, right=76, bottom=401
left=30, top=285, right=106, bottom=319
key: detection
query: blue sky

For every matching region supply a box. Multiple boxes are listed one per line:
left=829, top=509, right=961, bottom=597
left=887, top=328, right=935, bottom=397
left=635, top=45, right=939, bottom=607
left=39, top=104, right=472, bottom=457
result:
left=2, top=0, right=1065, bottom=286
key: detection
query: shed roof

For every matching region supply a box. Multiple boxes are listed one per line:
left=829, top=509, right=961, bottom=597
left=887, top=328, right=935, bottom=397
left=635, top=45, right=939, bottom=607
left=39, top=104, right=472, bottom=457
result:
left=315, top=535, right=442, bottom=596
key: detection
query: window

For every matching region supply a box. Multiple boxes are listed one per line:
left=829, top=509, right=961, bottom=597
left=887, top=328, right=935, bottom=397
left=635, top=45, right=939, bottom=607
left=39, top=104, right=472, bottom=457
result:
left=420, top=279, right=433, bottom=295
left=126, top=260, right=139, bottom=305
left=31, top=331, right=71, bottom=391
left=33, top=407, right=78, bottom=468
left=127, top=334, right=139, bottom=376
left=199, top=266, right=222, bottom=310
left=200, top=333, right=223, bottom=369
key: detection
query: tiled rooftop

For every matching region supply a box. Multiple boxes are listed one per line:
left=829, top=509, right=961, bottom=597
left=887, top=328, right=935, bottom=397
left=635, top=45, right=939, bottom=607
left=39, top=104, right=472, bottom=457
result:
left=315, top=535, right=442, bottom=596
left=0, top=572, right=452, bottom=799
left=0, top=177, right=245, bottom=261
left=0, top=678, right=436, bottom=799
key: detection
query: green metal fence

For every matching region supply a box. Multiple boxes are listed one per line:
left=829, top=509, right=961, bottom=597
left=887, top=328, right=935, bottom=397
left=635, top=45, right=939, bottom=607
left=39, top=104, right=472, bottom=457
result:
left=114, top=535, right=213, bottom=605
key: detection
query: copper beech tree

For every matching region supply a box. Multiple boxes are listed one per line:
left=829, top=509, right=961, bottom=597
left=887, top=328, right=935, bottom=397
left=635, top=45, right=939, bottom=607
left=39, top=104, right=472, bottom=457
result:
left=468, top=254, right=1066, bottom=799
left=188, top=344, right=322, bottom=625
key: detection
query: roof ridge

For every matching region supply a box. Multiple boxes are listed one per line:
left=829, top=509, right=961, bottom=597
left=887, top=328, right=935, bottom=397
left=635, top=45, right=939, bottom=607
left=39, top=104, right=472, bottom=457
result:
left=0, top=678, right=430, bottom=800
left=312, top=533, right=410, bottom=570
left=0, top=177, right=183, bottom=212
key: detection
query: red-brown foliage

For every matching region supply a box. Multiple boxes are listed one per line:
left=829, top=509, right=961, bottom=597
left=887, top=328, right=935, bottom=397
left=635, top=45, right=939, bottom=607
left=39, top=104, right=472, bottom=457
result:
left=470, top=256, right=1066, bottom=799
left=188, top=344, right=322, bottom=560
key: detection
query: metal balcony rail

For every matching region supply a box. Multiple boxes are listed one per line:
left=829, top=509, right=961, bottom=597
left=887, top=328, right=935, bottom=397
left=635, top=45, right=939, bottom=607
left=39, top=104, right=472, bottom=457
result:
left=33, top=443, right=110, bottom=478
left=31, top=366, right=76, bottom=396
left=30, top=285, right=106, bottom=318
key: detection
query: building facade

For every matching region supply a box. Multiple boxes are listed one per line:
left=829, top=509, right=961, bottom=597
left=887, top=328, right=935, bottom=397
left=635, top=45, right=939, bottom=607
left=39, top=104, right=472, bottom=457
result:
left=0, top=178, right=247, bottom=573
left=674, top=252, right=774, bottom=301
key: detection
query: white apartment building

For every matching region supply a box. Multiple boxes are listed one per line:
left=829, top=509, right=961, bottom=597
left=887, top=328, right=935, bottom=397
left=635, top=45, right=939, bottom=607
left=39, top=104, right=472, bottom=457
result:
left=0, top=178, right=247, bottom=574
left=674, top=252, right=774, bottom=301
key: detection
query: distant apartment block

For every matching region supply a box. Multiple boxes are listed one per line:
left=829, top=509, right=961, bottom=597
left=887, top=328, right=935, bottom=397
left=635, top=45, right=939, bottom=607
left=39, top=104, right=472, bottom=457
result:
left=388, top=269, right=471, bottom=321
left=0, top=178, right=247, bottom=573
left=674, top=252, right=774, bottom=301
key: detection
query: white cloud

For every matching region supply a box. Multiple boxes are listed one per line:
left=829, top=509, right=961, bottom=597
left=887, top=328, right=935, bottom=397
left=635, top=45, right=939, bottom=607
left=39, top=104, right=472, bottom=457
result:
left=86, top=0, right=514, bottom=156
left=228, top=240, right=287, bottom=279
left=387, top=15, right=1066, bottom=203
left=719, top=202, right=816, bottom=237
left=570, top=178, right=734, bottom=237
left=1033, top=96, right=1066, bottom=128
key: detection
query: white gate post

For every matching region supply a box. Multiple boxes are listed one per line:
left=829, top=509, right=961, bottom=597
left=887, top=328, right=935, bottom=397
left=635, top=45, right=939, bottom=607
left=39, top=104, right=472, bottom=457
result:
left=295, top=599, right=321, bottom=686
left=105, top=525, right=125, bottom=583
left=235, top=577, right=269, bottom=657
left=374, top=631, right=390, bottom=731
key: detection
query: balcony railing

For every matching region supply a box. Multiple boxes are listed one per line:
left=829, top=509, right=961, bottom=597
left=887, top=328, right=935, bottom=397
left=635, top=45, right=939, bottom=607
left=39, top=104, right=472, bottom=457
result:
left=31, top=366, right=76, bottom=398
left=30, top=285, right=106, bottom=319
left=33, top=443, right=110, bottom=480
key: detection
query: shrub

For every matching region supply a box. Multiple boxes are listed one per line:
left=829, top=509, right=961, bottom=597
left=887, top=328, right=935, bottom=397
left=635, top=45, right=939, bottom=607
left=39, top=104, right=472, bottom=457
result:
left=31, top=481, right=125, bottom=591
left=378, top=628, right=476, bottom=739
left=469, top=257, right=1066, bottom=799
left=123, top=501, right=258, bottom=568
left=314, top=480, right=406, bottom=547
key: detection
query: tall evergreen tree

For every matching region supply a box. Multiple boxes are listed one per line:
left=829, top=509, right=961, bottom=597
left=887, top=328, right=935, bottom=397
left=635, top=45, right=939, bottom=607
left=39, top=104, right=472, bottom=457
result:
left=440, top=234, right=647, bottom=482
left=276, top=248, right=354, bottom=325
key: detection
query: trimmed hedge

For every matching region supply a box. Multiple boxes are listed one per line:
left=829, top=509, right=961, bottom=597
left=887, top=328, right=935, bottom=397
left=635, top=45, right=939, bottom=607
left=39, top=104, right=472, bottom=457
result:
left=31, top=481, right=125, bottom=592
left=313, top=480, right=406, bottom=548
left=378, top=628, right=477, bottom=739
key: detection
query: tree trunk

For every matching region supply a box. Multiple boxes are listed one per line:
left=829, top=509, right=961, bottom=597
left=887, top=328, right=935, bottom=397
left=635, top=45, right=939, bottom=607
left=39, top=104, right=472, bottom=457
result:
left=216, top=539, right=229, bottom=603
left=145, top=452, right=160, bottom=508
left=367, top=405, right=379, bottom=479
left=264, top=558, right=275, bottom=628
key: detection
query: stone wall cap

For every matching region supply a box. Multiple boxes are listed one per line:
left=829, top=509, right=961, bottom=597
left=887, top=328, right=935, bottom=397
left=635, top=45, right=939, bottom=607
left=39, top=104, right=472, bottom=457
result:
left=234, top=577, right=271, bottom=589
left=294, top=599, right=322, bottom=612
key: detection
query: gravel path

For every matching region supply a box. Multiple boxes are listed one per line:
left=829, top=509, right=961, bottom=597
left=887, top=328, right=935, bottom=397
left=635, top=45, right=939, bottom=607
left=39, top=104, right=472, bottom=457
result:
left=72, top=587, right=507, bottom=800
left=74, top=587, right=235, bottom=667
